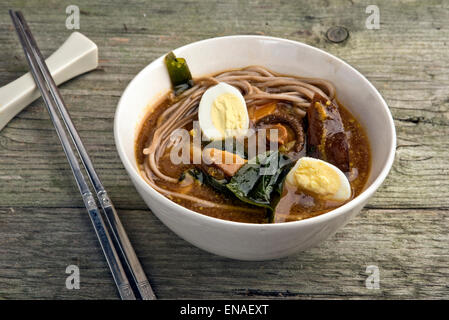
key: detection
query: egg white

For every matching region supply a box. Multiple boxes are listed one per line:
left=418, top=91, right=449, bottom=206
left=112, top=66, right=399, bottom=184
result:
left=198, top=82, right=249, bottom=141
left=286, top=157, right=351, bottom=201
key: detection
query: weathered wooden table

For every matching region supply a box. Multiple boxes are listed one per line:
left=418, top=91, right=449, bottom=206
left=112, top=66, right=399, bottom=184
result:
left=0, top=0, right=447, bottom=299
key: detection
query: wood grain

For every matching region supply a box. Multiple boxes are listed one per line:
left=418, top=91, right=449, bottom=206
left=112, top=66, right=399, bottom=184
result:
left=0, top=0, right=448, bottom=299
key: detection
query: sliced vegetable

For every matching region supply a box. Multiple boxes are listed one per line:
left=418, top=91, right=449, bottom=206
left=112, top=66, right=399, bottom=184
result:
left=164, top=51, right=194, bottom=95
left=249, top=102, right=277, bottom=122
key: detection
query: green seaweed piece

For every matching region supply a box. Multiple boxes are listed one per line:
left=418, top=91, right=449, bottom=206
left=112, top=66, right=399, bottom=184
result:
left=226, top=151, right=293, bottom=221
left=164, top=51, right=193, bottom=95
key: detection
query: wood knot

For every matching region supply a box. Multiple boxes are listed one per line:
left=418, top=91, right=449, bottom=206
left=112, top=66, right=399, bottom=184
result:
left=326, top=26, right=349, bottom=43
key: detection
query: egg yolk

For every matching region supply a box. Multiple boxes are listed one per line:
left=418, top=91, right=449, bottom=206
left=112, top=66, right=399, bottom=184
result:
left=293, top=158, right=340, bottom=197
left=211, top=93, right=246, bottom=137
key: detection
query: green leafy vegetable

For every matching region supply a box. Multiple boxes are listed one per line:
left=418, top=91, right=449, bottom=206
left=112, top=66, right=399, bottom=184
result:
left=164, top=51, right=194, bottom=95
left=226, top=151, right=293, bottom=213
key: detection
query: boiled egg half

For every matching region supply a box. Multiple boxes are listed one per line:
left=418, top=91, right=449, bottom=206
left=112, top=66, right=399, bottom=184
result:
left=286, top=157, right=351, bottom=201
left=198, top=82, right=249, bottom=140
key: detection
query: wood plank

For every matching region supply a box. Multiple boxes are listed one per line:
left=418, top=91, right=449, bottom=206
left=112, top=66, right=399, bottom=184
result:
left=0, top=207, right=447, bottom=299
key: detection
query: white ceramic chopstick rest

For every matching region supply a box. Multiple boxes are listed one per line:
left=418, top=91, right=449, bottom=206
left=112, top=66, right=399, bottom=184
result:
left=0, top=31, right=98, bottom=131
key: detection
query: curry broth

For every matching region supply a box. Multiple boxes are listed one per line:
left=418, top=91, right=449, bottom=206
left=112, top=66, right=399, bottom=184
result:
left=136, top=95, right=371, bottom=224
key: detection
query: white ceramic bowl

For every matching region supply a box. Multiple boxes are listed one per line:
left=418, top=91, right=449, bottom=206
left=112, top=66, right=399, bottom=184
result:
left=114, top=36, right=396, bottom=261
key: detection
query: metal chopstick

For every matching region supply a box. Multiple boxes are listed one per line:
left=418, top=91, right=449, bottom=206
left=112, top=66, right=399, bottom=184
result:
left=13, top=10, right=156, bottom=301
left=9, top=10, right=137, bottom=300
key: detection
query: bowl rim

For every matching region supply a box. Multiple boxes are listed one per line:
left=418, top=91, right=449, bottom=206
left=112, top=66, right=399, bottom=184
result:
left=114, top=35, right=396, bottom=230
